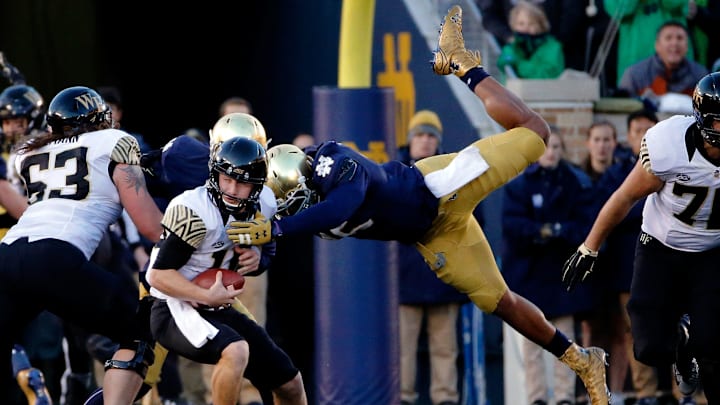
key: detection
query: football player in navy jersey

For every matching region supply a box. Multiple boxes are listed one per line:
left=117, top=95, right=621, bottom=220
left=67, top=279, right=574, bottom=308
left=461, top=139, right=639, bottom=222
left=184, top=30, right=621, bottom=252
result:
left=0, top=85, right=164, bottom=404
left=227, top=5, right=610, bottom=405
left=563, top=72, right=720, bottom=404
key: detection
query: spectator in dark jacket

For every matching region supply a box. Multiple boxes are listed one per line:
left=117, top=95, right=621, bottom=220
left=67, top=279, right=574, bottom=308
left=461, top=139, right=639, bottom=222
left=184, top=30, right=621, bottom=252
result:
left=398, top=110, right=468, bottom=405
left=502, top=130, right=595, bottom=405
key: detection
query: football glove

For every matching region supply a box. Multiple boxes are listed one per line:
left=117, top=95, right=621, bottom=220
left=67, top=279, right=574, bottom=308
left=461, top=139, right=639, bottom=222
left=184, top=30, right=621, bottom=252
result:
left=561, top=243, right=598, bottom=292
left=226, top=212, right=279, bottom=246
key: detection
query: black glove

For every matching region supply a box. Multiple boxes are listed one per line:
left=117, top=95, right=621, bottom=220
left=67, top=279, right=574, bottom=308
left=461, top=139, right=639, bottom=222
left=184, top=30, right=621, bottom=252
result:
left=561, top=243, right=598, bottom=292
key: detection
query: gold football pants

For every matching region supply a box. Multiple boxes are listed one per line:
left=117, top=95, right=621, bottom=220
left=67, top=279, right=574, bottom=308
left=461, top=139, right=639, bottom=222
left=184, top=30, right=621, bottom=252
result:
left=414, top=127, right=545, bottom=313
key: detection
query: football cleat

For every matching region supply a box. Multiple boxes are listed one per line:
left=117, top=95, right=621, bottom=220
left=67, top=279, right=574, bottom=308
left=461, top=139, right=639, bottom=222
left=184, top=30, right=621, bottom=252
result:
left=12, top=345, right=52, bottom=405
left=674, top=314, right=699, bottom=397
left=432, top=5, right=482, bottom=77
left=559, top=343, right=610, bottom=405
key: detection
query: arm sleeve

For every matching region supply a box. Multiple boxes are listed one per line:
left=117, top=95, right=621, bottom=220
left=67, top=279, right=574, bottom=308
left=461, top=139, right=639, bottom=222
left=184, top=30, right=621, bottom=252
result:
left=278, top=182, right=364, bottom=236
left=277, top=161, right=369, bottom=236
left=152, top=231, right=195, bottom=270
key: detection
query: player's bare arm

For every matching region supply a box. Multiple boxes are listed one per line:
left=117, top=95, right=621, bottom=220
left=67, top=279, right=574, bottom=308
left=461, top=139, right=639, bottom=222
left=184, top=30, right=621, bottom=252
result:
left=585, top=160, right=663, bottom=251
left=113, top=162, right=163, bottom=242
left=474, top=77, right=550, bottom=140
left=0, top=179, right=27, bottom=218
left=115, top=163, right=148, bottom=194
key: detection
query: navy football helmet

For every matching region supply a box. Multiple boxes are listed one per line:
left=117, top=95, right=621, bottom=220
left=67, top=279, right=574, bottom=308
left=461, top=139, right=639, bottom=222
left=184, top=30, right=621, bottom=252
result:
left=208, top=136, right=267, bottom=218
left=0, top=84, right=45, bottom=135
left=46, top=86, right=111, bottom=135
left=693, top=73, right=720, bottom=147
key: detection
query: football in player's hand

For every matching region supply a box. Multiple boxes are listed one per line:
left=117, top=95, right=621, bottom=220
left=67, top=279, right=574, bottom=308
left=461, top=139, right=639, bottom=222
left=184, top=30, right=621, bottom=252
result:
left=192, top=268, right=245, bottom=290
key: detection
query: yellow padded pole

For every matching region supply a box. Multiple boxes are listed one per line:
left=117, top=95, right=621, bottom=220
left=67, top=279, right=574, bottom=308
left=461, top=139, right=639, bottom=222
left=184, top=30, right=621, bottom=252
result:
left=338, top=0, right=376, bottom=88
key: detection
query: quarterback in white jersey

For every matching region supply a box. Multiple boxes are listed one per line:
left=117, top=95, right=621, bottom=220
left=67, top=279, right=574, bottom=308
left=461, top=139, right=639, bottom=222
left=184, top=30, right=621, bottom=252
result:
left=563, top=73, right=720, bottom=403
left=0, top=86, right=163, bottom=404
left=146, top=137, right=307, bottom=405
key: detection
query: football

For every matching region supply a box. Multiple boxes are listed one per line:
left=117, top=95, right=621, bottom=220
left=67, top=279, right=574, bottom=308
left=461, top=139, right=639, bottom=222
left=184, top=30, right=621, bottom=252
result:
left=192, top=268, right=245, bottom=290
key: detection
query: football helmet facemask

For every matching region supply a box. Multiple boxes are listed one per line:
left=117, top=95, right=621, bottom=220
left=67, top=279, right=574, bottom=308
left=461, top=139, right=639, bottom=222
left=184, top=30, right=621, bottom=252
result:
left=208, top=136, right=267, bottom=219
left=266, top=144, right=319, bottom=217
left=693, top=72, right=720, bottom=147
left=46, top=86, right=112, bottom=136
left=0, top=84, right=45, bottom=135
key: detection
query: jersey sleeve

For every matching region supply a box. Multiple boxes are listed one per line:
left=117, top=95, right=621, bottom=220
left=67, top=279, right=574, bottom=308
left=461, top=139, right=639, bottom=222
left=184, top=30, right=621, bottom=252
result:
left=161, top=203, right=207, bottom=249
left=639, top=135, right=653, bottom=175
left=110, top=134, right=142, bottom=165
left=639, top=116, right=693, bottom=181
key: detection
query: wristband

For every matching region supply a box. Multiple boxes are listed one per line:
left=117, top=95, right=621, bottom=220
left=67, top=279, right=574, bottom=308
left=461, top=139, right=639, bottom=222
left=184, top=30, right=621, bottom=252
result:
left=460, top=67, right=490, bottom=92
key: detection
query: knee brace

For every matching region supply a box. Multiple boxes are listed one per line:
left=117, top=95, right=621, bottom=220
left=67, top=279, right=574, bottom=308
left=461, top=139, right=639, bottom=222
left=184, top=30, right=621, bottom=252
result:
left=104, top=340, right=155, bottom=379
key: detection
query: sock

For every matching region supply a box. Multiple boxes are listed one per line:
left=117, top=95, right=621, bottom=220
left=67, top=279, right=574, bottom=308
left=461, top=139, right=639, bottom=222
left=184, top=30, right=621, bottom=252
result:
left=545, top=328, right=572, bottom=358
left=460, top=66, right=490, bottom=92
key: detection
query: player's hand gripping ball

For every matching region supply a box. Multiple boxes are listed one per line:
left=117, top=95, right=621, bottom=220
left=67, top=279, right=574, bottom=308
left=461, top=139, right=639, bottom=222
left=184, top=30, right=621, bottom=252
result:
left=192, top=268, right=245, bottom=290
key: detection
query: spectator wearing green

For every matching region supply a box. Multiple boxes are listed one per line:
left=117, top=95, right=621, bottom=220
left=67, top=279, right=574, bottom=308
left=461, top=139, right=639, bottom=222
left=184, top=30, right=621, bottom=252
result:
left=604, top=0, right=688, bottom=87
left=496, top=1, right=564, bottom=80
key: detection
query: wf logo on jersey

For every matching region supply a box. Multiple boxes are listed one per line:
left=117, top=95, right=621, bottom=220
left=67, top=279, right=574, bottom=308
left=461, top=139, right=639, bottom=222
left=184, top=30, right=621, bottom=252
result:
left=639, top=232, right=653, bottom=245
left=315, top=155, right=334, bottom=177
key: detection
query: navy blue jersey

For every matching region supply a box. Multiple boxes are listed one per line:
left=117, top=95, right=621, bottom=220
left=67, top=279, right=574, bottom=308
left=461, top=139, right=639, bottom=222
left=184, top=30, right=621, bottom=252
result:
left=277, top=141, right=438, bottom=243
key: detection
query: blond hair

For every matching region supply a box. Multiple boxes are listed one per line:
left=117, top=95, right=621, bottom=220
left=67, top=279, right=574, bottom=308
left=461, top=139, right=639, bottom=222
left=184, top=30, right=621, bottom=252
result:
left=509, top=1, right=550, bottom=33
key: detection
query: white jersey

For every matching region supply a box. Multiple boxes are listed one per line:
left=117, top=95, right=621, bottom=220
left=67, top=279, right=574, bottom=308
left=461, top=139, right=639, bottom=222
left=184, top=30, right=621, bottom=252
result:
left=147, top=185, right=276, bottom=299
left=641, top=115, right=720, bottom=252
left=2, top=129, right=141, bottom=259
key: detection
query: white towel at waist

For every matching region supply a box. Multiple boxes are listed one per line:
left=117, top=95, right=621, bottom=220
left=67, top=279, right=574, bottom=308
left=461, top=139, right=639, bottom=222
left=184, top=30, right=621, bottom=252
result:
left=423, top=144, right=489, bottom=198
left=166, top=297, right=219, bottom=348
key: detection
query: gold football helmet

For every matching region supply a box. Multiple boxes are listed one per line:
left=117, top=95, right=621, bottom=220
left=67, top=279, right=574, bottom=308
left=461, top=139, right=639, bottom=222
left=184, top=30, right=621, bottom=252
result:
left=210, top=112, right=268, bottom=149
left=266, top=144, right=319, bottom=217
